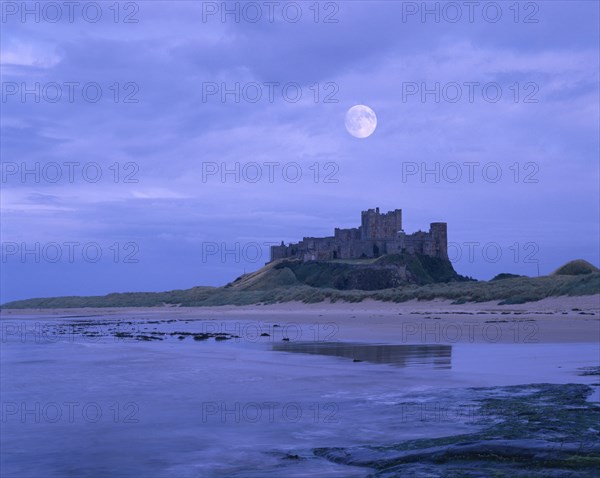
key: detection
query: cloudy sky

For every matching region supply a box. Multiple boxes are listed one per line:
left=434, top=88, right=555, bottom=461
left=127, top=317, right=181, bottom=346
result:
left=1, top=1, right=599, bottom=303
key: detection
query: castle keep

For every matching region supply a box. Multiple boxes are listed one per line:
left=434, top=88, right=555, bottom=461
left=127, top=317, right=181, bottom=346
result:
left=270, top=208, right=448, bottom=262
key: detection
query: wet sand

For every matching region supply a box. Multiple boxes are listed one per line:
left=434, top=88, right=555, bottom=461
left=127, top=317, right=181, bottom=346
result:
left=2, top=295, right=599, bottom=477
left=2, top=295, right=598, bottom=344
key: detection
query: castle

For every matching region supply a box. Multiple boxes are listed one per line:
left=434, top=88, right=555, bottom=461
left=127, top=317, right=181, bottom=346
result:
left=270, top=208, right=448, bottom=262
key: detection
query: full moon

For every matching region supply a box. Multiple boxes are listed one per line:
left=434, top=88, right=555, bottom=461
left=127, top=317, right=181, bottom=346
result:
left=345, top=104, right=377, bottom=139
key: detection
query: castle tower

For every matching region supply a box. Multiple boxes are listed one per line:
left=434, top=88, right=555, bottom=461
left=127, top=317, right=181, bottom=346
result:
left=360, top=208, right=402, bottom=240
left=429, top=222, right=448, bottom=259
left=385, top=209, right=403, bottom=238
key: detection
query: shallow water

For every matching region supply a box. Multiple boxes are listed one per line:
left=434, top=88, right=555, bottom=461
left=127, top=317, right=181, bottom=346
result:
left=1, top=315, right=598, bottom=477
left=272, top=342, right=453, bottom=368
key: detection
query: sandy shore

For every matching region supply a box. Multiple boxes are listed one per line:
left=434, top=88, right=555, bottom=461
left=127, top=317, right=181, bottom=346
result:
left=2, top=295, right=599, bottom=344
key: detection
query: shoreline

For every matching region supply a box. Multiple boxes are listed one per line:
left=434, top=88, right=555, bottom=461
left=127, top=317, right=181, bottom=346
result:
left=2, top=295, right=598, bottom=344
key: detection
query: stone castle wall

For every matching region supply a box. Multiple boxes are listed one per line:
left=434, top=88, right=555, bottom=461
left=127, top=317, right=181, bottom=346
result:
left=270, top=208, right=448, bottom=262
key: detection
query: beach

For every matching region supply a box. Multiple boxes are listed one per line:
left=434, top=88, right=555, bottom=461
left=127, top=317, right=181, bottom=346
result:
left=1, top=296, right=599, bottom=477
left=3, top=294, right=599, bottom=343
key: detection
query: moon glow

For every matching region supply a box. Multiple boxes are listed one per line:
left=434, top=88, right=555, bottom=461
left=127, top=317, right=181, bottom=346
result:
left=345, top=104, right=377, bottom=138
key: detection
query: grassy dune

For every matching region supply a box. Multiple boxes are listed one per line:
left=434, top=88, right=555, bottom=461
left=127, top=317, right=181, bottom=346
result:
left=2, top=259, right=599, bottom=309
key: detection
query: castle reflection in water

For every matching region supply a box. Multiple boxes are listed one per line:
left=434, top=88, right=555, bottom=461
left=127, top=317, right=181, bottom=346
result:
left=273, top=342, right=452, bottom=369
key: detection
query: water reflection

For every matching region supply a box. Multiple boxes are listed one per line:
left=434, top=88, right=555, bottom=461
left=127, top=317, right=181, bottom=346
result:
left=273, top=342, right=452, bottom=369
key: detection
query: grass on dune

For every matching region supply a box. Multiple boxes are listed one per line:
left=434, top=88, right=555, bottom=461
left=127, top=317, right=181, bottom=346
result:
left=2, top=271, right=598, bottom=309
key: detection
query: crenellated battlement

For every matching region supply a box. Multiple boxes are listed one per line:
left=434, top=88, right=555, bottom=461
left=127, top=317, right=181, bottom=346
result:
left=270, top=208, right=447, bottom=262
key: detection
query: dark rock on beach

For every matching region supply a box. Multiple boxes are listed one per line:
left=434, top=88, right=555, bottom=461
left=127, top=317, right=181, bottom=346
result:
left=314, top=383, right=600, bottom=477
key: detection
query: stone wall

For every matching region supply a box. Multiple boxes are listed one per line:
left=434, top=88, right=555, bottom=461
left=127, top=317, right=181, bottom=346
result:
left=270, top=208, right=447, bottom=263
